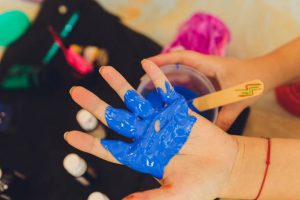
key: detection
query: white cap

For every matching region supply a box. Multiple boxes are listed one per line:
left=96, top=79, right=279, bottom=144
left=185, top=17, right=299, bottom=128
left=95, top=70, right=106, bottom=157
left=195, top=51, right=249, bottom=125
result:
left=87, top=192, right=109, bottom=200
left=76, top=109, right=98, bottom=131
left=63, top=153, right=87, bottom=177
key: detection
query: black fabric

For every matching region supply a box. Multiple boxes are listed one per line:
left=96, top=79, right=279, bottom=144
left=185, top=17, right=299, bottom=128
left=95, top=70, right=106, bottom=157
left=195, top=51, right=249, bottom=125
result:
left=0, top=0, right=161, bottom=199
left=0, top=0, right=249, bottom=199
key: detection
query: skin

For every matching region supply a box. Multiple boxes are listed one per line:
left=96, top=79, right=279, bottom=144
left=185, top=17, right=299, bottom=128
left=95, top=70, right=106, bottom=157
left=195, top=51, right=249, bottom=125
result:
left=65, top=37, right=300, bottom=199
left=146, top=37, right=300, bottom=199
left=149, top=37, right=300, bottom=130
left=65, top=59, right=238, bottom=200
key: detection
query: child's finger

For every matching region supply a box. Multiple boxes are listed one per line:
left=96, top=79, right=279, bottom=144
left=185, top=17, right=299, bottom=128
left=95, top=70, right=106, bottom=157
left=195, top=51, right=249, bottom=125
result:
left=99, top=66, right=133, bottom=101
left=70, top=86, right=138, bottom=138
left=141, top=59, right=177, bottom=103
left=70, top=86, right=109, bottom=126
left=100, top=66, right=154, bottom=118
left=141, top=59, right=172, bottom=93
left=64, top=130, right=120, bottom=164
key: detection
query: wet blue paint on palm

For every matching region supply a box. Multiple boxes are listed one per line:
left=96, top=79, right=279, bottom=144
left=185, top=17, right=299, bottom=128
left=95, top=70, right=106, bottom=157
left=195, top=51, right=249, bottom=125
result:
left=147, top=85, right=214, bottom=121
left=102, top=82, right=197, bottom=178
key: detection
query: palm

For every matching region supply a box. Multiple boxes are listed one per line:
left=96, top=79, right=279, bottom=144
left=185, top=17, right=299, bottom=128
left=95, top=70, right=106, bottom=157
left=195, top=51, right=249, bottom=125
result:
left=66, top=60, right=237, bottom=200
left=102, top=82, right=196, bottom=178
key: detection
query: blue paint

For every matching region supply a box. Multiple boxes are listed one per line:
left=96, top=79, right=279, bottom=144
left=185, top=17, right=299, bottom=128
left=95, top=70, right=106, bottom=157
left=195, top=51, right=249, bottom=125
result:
left=123, top=90, right=154, bottom=118
left=146, top=85, right=214, bottom=121
left=102, top=82, right=196, bottom=178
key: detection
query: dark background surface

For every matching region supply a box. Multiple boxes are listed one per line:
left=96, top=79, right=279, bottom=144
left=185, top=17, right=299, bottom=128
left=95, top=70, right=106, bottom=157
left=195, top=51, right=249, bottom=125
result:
left=0, top=0, right=161, bottom=199
left=0, top=0, right=249, bottom=199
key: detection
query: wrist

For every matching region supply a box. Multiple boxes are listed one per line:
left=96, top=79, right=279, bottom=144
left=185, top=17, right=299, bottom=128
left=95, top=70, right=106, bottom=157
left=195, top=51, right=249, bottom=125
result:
left=243, top=49, right=300, bottom=92
left=219, top=136, right=268, bottom=199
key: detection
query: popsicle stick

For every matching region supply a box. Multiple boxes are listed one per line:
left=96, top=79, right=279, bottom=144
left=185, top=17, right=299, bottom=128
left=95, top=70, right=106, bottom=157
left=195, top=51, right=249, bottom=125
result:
left=191, top=79, right=264, bottom=112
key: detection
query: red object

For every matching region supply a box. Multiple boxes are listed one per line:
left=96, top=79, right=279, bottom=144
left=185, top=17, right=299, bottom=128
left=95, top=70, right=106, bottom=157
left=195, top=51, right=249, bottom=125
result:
left=275, top=82, right=300, bottom=117
left=48, top=26, right=94, bottom=75
left=254, top=138, right=271, bottom=200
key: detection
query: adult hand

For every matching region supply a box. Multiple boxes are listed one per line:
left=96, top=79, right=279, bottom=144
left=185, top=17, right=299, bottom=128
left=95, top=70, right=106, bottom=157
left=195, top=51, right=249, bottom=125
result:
left=149, top=51, right=274, bottom=130
left=65, top=59, right=238, bottom=200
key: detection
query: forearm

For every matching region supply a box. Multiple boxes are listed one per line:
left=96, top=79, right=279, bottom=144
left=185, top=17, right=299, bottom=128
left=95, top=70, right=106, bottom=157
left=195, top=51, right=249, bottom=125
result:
left=244, top=37, right=300, bottom=92
left=267, top=37, right=300, bottom=83
left=220, top=136, right=300, bottom=199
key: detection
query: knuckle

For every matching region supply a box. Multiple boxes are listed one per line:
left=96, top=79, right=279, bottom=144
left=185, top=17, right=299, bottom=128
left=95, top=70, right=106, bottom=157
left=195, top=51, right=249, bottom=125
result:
left=217, top=118, right=233, bottom=130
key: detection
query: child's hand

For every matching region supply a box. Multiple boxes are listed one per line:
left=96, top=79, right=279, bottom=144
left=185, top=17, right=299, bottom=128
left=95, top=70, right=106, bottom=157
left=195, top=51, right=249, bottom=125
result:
left=149, top=51, right=269, bottom=130
left=100, top=63, right=197, bottom=179
left=65, top=60, right=237, bottom=200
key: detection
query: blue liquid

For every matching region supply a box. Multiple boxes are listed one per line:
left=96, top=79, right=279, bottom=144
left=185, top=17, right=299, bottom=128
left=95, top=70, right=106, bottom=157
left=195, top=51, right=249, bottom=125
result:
left=146, top=85, right=215, bottom=121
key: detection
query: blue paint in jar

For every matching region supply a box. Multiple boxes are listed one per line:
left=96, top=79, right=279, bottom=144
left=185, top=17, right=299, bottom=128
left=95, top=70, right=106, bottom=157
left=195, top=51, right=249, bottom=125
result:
left=102, top=82, right=197, bottom=178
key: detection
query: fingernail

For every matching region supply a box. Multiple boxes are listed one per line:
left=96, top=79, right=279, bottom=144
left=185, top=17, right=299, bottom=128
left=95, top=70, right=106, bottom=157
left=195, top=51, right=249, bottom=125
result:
left=99, top=66, right=105, bottom=74
left=141, top=59, right=147, bottom=64
left=123, top=194, right=135, bottom=200
left=64, top=131, right=69, bottom=141
left=69, top=86, right=76, bottom=95
left=139, top=75, right=146, bottom=82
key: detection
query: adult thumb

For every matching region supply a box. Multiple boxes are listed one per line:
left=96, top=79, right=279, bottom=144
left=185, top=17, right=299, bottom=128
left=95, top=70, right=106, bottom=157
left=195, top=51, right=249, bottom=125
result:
left=216, top=105, right=244, bottom=131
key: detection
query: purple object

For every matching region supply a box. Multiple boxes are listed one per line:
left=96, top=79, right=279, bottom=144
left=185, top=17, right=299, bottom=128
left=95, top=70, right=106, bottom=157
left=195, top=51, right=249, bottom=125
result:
left=162, top=12, right=231, bottom=56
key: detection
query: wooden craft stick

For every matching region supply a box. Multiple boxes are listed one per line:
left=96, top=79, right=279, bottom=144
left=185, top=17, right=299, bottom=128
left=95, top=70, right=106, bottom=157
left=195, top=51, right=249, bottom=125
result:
left=191, top=79, right=264, bottom=112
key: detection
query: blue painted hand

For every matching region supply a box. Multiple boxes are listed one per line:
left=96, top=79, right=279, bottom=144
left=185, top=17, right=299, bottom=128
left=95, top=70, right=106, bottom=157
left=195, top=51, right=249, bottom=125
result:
left=67, top=62, right=238, bottom=199
left=102, top=82, right=197, bottom=178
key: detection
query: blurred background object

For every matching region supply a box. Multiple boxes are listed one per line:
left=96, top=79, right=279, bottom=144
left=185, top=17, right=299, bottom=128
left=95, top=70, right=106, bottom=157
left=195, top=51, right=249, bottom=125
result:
left=161, top=12, right=231, bottom=56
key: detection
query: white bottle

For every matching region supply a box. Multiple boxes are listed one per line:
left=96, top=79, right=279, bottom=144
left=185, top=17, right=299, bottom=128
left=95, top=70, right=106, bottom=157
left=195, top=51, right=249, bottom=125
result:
left=87, top=191, right=110, bottom=200
left=63, top=153, right=97, bottom=186
left=0, top=167, right=28, bottom=200
left=76, top=109, right=106, bottom=139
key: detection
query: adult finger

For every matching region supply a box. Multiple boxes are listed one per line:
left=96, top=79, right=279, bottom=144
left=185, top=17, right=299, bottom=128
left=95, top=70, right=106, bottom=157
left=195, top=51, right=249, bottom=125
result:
left=148, top=50, right=217, bottom=77
left=216, top=105, right=244, bottom=131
